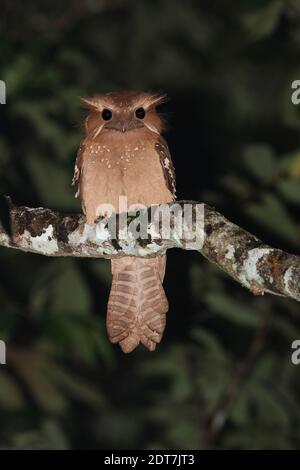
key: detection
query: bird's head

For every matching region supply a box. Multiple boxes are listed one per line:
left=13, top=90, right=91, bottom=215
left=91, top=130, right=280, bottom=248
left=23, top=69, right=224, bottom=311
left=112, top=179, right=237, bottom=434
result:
left=81, top=90, right=167, bottom=138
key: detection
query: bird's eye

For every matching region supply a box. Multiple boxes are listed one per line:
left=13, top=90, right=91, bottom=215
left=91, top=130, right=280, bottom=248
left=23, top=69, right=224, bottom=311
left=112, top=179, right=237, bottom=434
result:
left=135, top=107, right=145, bottom=119
left=102, top=109, right=112, bottom=120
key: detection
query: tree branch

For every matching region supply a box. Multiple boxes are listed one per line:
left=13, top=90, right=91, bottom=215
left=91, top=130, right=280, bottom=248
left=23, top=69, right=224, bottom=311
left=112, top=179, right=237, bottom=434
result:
left=1, top=197, right=300, bottom=301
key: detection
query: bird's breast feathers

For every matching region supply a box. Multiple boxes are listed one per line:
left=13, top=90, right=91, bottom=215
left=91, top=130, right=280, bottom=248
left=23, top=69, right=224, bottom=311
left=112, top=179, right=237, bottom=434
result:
left=79, top=129, right=174, bottom=213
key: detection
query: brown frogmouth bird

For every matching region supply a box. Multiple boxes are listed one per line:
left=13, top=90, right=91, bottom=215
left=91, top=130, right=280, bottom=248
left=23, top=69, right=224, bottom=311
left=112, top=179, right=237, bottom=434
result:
left=72, top=91, right=176, bottom=353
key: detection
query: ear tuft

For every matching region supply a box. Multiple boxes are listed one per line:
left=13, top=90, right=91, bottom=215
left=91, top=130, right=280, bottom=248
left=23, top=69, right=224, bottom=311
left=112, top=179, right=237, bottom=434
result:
left=148, top=92, right=168, bottom=108
left=80, top=96, right=101, bottom=110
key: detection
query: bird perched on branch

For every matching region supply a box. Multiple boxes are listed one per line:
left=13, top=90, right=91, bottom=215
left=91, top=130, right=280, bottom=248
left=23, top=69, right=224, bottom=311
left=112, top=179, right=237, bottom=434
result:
left=72, top=91, right=176, bottom=352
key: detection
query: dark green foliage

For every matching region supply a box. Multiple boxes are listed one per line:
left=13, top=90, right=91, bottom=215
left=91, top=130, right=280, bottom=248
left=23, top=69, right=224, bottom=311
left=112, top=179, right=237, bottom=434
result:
left=1, top=0, right=300, bottom=449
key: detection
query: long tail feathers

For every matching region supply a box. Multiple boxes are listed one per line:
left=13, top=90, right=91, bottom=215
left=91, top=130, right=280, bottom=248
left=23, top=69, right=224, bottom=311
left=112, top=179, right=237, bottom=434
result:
left=107, top=255, right=169, bottom=353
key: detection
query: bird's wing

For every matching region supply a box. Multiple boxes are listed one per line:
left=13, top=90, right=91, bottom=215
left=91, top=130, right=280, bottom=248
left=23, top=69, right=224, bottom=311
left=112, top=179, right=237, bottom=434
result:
left=72, top=142, right=85, bottom=198
left=155, top=137, right=176, bottom=199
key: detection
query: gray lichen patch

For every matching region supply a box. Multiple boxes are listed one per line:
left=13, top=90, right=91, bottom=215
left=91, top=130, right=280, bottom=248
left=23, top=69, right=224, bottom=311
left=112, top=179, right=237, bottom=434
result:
left=284, top=267, right=294, bottom=295
left=283, top=266, right=300, bottom=300
left=67, top=221, right=119, bottom=256
left=242, top=248, right=273, bottom=284
left=225, top=244, right=235, bottom=260
left=0, top=231, right=10, bottom=247
left=23, top=225, right=59, bottom=255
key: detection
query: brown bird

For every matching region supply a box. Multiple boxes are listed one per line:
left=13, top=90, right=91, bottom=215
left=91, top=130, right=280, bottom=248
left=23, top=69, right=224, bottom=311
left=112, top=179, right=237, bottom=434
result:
left=72, top=91, right=176, bottom=353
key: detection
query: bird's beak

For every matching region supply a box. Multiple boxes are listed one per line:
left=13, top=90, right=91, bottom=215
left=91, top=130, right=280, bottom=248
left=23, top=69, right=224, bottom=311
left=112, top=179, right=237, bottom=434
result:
left=105, top=119, right=127, bottom=132
left=105, top=120, right=144, bottom=132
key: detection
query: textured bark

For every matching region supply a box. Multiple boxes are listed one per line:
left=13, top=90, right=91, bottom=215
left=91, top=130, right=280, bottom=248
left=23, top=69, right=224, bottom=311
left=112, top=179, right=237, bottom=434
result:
left=1, top=197, right=300, bottom=301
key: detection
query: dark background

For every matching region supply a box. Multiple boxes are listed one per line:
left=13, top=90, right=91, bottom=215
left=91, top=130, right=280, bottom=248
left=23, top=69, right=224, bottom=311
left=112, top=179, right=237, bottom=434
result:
left=1, top=0, right=300, bottom=450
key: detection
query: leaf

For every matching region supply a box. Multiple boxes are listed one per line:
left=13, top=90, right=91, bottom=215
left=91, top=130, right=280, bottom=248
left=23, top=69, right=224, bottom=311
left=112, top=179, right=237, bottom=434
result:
left=31, top=259, right=92, bottom=316
left=2, top=421, right=69, bottom=450
left=221, top=174, right=252, bottom=198
left=39, top=314, right=110, bottom=364
left=240, top=0, right=283, bottom=40
left=204, top=292, right=261, bottom=327
left=243, top=144, right=276, bottom=183
left=277, top=179, right=300, bottom=205
left=50, top=261, right=91, bottom=314
left=288, top=151, right=300, bottom=179
left=139, top=345, right=193, bottom=403
left=191, top=328, right=228, bottom=359
left=9, top=349, right=68, bottom=414
left=168, top=418, right=201, bottom=449
left=246, top=193, right=299, bottom=243
left=26, top=153, right=79, bottom=211
left=222, top=425, right=292, bottom=450
left=52, top=367, right=105, bottom=408
left=89, top=259, right=112, bottom=286
left=0, top=372, right=25, bottom=410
